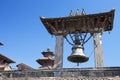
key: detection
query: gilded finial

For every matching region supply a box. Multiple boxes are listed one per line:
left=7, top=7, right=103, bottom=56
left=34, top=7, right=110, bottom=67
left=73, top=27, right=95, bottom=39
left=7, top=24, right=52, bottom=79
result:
left=76, top=9, right=80, bottom=16
left=69, top=10, right=74, bottom=17
left=111, top=8, right=115, bottom=11
left=112, top=8, right=115, bottom=10
left=81, top=9, right=86, bottom=16
left=40, top=16, right=45, bottom=19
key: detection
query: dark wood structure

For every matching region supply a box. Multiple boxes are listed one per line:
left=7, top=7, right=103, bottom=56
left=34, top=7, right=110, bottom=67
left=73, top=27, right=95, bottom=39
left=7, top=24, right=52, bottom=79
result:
left=40, top=9, right=115, bottom=36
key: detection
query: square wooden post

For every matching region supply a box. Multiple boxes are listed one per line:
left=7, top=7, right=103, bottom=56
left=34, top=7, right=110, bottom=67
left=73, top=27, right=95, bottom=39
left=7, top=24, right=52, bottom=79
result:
left=53, top=35, right=64, bottom=69
left=93, top=33, right=104, bottom=67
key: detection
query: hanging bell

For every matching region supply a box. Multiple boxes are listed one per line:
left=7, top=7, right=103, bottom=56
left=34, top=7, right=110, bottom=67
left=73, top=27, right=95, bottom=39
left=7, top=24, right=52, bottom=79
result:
left=68, top=45, right=89, bottom=63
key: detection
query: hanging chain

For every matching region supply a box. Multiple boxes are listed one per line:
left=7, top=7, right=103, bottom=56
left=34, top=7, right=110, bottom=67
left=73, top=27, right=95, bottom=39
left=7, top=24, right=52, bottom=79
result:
left=65, top=31, right=93, bottom=47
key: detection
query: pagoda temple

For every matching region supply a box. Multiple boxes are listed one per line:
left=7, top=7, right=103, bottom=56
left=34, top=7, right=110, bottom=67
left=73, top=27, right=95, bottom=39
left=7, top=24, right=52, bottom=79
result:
left=36, top=48, right=54, bottom=69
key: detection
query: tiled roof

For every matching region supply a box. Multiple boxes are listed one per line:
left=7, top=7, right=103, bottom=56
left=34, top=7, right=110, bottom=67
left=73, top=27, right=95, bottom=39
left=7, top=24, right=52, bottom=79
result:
left=40, top=9, right=115, bottom=35
left=0, top=54, right=15, bottom=63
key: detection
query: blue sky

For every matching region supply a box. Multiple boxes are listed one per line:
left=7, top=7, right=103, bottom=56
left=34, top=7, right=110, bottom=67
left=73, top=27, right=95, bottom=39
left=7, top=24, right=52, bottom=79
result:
left=0, top=0, right=120, bottom=69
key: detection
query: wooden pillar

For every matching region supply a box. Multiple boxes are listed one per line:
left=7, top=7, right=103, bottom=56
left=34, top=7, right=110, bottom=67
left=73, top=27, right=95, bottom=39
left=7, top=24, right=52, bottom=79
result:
left=93, top=33, right=104, bottom=67
left=53, top=35, right=64, bottom=69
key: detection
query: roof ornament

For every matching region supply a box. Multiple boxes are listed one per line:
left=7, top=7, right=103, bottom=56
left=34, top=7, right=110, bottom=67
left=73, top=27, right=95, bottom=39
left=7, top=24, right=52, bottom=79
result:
left=111, top=8, right=115, bottom=11
left=81, top=9, right=86, bottom=16
left=75, top=9, right=80, bottom=16
left=47, top=48, right=51, bottom=52
left=69, top=10, right=74, bottom=17
left=40, top=16, right=45, bottom=19
left=0, top=42, right=3, bottom=46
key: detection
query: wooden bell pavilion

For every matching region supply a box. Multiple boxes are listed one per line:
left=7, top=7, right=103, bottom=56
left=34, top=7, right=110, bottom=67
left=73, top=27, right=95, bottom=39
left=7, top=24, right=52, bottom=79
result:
left=40, top=9, right=115, bottom=69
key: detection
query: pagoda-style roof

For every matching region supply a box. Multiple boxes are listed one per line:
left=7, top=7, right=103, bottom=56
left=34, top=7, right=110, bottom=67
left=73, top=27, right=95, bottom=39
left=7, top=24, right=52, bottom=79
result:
left=0, top=54, right=15, bottom=63
left=40, top=9, right=115, bottom=36
left=41, top=48, right=54, bottom=57
left=36, top=57, right=54, bottom=65
left=17, top=63, right=34, bottom=70
left=42, top=51, right=54, bottom=57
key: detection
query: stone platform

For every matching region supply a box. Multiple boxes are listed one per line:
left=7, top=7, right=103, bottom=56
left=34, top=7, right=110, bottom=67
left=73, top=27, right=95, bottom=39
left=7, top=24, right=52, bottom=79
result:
left=1, top=67, right=120, bottom=79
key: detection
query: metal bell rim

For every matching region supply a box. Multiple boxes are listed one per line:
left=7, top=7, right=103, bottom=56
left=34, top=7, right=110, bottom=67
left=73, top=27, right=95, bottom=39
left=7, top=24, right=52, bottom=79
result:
left=68, top=55, right=89, bottom=63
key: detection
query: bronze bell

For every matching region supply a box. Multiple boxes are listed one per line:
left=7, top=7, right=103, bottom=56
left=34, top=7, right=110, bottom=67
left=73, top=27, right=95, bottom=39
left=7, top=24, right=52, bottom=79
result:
left=68, top=45, right=89, bottom=63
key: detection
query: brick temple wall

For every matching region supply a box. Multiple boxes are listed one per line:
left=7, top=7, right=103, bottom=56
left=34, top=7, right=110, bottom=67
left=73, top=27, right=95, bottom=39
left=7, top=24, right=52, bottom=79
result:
left=1, top=67, right=120, bottom=80
left=1, top=77, right=120, bottom=80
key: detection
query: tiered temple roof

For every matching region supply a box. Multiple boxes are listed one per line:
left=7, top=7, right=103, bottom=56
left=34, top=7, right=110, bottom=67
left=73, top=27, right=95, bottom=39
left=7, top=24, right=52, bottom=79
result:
left=36, top=49, right=54, bottom=69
